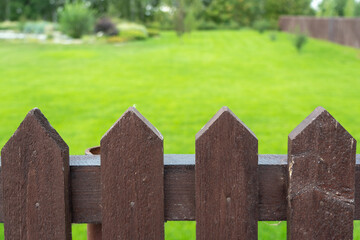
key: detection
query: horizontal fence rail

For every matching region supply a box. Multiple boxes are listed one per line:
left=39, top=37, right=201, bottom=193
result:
left=0, top=106, right=358, bottom=239
left=0, top=154, right=359, bottom=223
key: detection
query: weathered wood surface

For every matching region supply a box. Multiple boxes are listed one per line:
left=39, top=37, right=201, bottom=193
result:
left=279, top=16, right=360, bottom=48
left=87, top=224, right=102, bottom=240
left=0, top=108, right=71, bottom=239
left=100, top=107, right=164, bottom=239
left=0, top=154, right=359, bottom=223
left=85, top=148, right=102, bottom=240
left=196, top=107, right=258, bottom=239
left=288, top=107, right=356, bottom=240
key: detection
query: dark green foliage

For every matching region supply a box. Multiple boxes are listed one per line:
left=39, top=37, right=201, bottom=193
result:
left=197, top=20, right=218, bottom=30
left=356, top=1, right=360, bottom=16
left=147, top=28, right=160, bottom=37
left=0, top=0, right=316, bottom=33
left=269, top=32, right=277, bottom=41
left=253, top=19, right=271, bottom=33
left=95, top=17, right=118, bottom=36
left=59, top=2, right=95, bottom=39
left=121, top=29, right=148, bottom=40
left=318, top=0, right=351, bottom=16
left=293, top=32, right=307, bottom=52
left=108, top=0, right=156, bottom=22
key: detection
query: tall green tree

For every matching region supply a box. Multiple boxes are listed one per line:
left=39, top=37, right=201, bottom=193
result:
left=344, top=0, right=355, bottom=16
left=319, top=0, right=337, bottom=16
left=108, top=0, right=156, bottom=22
left=355, top=1, right=360, bottom=16
left=263, top=0, right=312, bottom=22
left=318, top=0, right=349, bottom=16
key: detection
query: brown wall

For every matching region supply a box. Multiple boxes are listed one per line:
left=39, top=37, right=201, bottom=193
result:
left=279, top=16, right=360, bottom=48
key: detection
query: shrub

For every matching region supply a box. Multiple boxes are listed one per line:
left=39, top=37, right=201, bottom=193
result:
left=117, top=22, right=147, bottom=33
left=147, top=28, right=160, bottom=37
left=22, top=21, right=47, bottom=34
left=107, top=36, right=128, bottom=44
left=0, top=21, right=18, bottom=31
left=197, top=20, right=218, bottom=30
left=59, top=2, right=95, bottom=39
left=117, top=22, right=148, bottom=40
left=269, top=32, right=277, bottom=41
left=95, top=17, right=118, bottom=36
left=121, top=29, right=148, bottom=40
left=184, top=9, right=197, bottom=33
left=253, top=19, right=271, bottom=34
left=293, top=32, right=307, bottom=53
left=224, top=21, right=240, bottom=30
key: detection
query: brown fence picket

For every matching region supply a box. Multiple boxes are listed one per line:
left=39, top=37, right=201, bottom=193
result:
left=100, top=107, right=164, bottom=239
left=287, top=106, right=357, bottom=239
left=195, top=107, right=258, bottom=239
left=1, top=108, right=71, bottom=240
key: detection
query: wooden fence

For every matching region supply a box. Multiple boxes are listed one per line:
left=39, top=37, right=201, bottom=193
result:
left=279, top=16, right=360, bottom=48
left=0, top=106, right=359, bottom=239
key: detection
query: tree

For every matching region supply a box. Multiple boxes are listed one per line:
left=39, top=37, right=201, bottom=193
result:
left=319, top=0, right=337, bottom=16
left=344, top=0, right=355, bottom=16
left=318, top=0, right=350, bottom=16
left=174, top=0, right=185, bottom=37
left=263, top=0, right=312, bottom=22
left=356, top=1, right=360, bottom=16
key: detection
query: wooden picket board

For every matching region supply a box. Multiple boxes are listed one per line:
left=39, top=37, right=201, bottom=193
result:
left=100, top=107, right=164, bottom=239
left=1, top=108, right=71, bottom=240
left=288, top=106, right=356, bottom=239
left=195, top=107, right=258, bottom=239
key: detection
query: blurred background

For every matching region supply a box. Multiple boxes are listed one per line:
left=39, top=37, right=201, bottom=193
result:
left=0, top=0, right=360, bottom=239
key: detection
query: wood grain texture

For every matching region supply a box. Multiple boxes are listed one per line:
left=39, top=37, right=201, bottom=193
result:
left=288, top=106, right=356, bottom=240
left=84, top=149, right=102, bottom=240
left=1, top=108, right=71, bottom=240
left=0, top=154, right=360, bottom=223
left=196, top=107, right=258, bottom=240
left=100, top=107, right=164, bottom=239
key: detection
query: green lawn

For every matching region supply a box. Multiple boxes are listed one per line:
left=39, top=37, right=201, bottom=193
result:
left=0, top=30, right=359, bottom=239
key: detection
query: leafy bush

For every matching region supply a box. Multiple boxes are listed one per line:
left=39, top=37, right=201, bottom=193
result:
left=293, top=32, right=307, bottom=53
left=121, top=29, right=148, bottom=40
left=197, top=20, right=218, bottom=30
left=117, top=22, right=148, bottom=40
left=22, top=21, right=47, bottom=34
left=269, top=32, right=277, bottom=41
left=184, top=9, right=197, bottom=33
left=0, top=21, right=19, bottom=30
left=59, top=2, right=95, bottom=39
left=107, top=36, right=128, bottom=44
left=147, top=28, right=160, bottom=37
left=223, top=21, right=240, bottom=30
left=117, top=22, right=147, bottom=33
left=95, top=17, right=118, bottom=36
left=253, top=19, right=271, bottom=34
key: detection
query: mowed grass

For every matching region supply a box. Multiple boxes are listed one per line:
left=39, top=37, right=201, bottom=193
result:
left=0, top=30, right=360, bottom=239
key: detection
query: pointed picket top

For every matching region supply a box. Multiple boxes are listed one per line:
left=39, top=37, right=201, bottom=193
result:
left=196, top=106, right=257, bottom=141
left=101, top=106, right=164, bottom=239
left=196, top=107, right=258, bottom=239
left=288, top=106, right=355, bottom=157
left=1, top=108, right=71, bottom=240
left=289, top=106, right=354, bottom=142
left=2, top=108, right=68, bottom=154
left=287, top=106, right=356, bottom=240
left=101, top=106, right=163, bottom=144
